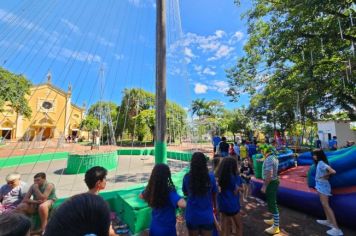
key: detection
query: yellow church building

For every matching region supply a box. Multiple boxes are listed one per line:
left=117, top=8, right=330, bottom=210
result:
left=0, top=74, right=85, bottom=141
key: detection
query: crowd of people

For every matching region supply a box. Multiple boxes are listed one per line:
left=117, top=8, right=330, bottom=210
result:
left=0, top=136, right=346, bottom=236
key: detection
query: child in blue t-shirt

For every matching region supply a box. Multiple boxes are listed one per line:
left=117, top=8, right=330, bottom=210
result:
left=183, top=152, right=218, bottom=236
left=141, top=164, right=186, bottom=236
left=312, top=149, right=343, bottom=236
left=217, top=157, right=243, bottom=236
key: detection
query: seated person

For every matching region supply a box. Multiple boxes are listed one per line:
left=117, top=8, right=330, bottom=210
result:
left=0, top=173, right=28, bottom=214
left=17, top=172, right=56, bottom=233
left=0, top=212, right=31, bottom=236
left=85, top=166, right=108, bottom=195
left=43, top=193, right=111, bottom=236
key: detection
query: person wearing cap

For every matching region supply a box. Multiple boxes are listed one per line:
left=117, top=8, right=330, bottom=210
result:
left=261, top=145, right=280, bottom=234
left=0, top=173, right=29, bottom=214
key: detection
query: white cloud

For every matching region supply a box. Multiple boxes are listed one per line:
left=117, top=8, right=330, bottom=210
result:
left=59, top=48, right=102, bottom=63
left=229, top=31, right=244, bottom=44
left=193, top=65, right=203, bottom=75
left=194, top=83, right=208, bottom=94
left=215, top=30, right=226, bottom=38
left=208, top=45, right=234, bottom=61
left=184, top=47, right=195, bottom=58
left=209, top=80, right=229, bottom=93
left=61, top=19, right=80, bottom=34
left=202, top=67, right=216, bottom=76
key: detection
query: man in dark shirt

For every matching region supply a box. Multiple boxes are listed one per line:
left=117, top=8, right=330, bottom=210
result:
left=217, top=137, right=230, bottom=157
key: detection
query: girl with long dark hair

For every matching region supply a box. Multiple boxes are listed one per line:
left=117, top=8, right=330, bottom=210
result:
left=312, top=149, right=343, bottom=236
left=141, top=164, right=186, bottom=236
left=183, top=152, right=217, bottom=236
left=217, top=157, right=243, bottom=236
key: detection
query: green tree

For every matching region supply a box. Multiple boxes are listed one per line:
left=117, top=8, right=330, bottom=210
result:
left=79, top=115, right=100, bottom=140
left=117, top=88, right=155, bottom=139
left=226, top=107, right=253, bottom=140
left=0, top=67, right=32, bottom=118
left=228, top=0, right=355, bottom=120
left=87, top=101, right=117, bottom=143
left=133, top=109, right=155, bottom=142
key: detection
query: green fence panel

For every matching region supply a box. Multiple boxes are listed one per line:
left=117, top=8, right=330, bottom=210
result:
left=252, top=154, right=264, bottom=179
left=0, top=152, right=69, bottom=168
left=66, top=151, right=118, bottom=174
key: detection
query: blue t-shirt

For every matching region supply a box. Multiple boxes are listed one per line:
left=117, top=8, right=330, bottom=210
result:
left=212, top=136, right=221, bottom=147
left=328, top=139, right=337, bottom=150
left=182, top=173, right=217, bottom=225
left=248, top=144, right=257, bottom=157
left=217, top=175, right=242, bottom=214
left=148, top=189, right=181, bottom=236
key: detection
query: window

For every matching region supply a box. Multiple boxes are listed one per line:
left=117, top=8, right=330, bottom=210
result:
left=42, top=101, right=53, bottom=110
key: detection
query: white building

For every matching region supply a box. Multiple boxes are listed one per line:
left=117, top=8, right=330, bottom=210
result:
left=316, top=120, right=356, bottom=148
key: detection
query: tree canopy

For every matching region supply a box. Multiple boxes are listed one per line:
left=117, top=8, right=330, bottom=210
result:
left=0, top=67, right=32, bottom=118
left=228, top=1, right=355, bottom=121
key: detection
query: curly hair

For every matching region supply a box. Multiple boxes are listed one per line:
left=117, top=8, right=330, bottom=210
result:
left=188, top=152, right=210, bottom=196
left=217, top=157, right=237, bottom=191
left=143, top=164, right=175, bottom=208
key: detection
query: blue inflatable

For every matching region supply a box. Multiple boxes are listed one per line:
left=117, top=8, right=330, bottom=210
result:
left=298, top=146, right=354, bottom=166
left=307, top=146, right=356, bottom=188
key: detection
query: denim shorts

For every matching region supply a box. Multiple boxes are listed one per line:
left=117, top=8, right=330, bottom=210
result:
left=316, top=181, right=332, bottom=196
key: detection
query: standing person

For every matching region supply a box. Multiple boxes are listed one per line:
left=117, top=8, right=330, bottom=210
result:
left=233, top=142, right=240, bottom=162
left=141, top=164, right=186, bottom=236
left=313, top=149, right=343, bottom=236
left=240, top=159, right=253, bottom=202
left=315, top=136, right=322, bottom=149
left=260, top=146, right=280, bottom=235
left=84, top=166, right=108, bottom=195
left=183, top=152, right=218, bottom=236
left=17, top=172, right=56, bottom=234
left=0, top=173, right=28, bottom=214
left=328, top=136, right=338, bottom=151
left=229, top=143, right=236, bottom=157
left=212, top=135, right=221, bottom=154
left=217, top=158, right=243, bottom=236
left=239, top=141, right=248, bottom=161
left=248, top=141, right=257, bottom=161
left=217, top=137, right=229, bottom=157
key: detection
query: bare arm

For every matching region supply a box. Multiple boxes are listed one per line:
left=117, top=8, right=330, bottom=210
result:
left=32, top=184, right=54, bottom=201
left=177, top=198, right=186, bottom=208
left=323, top=166, right=336, bottom=178
left=21, top=186, right=40, bottom=204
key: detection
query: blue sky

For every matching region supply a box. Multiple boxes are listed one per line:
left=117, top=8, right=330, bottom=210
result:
left=0, top=0, right=251, bottom=111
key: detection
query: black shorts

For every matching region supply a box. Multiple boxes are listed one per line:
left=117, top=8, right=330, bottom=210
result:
left=186, top=222, right=214, bottom=231
left=221, top=210, right=239, bottom=216
left=242, top=177, right=251, bottom=184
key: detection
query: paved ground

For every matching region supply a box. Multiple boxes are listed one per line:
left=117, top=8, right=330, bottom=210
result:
left=0, top=155, right=188, bottom=198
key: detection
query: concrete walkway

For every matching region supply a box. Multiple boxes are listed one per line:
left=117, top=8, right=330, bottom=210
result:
left=0, top=155, right=188, bottom=198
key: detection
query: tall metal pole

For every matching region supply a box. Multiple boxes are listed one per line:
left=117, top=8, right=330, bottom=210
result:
left=155, top=0, right=167, bottom=164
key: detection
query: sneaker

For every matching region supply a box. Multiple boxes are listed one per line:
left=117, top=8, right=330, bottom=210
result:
left=327, top=227, right=343, bottom=236
left=316, top=219, right=333, bottom=228
left=265, top=225, right=280, bottom=235
left=264, top=219, right=274, bottom=226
